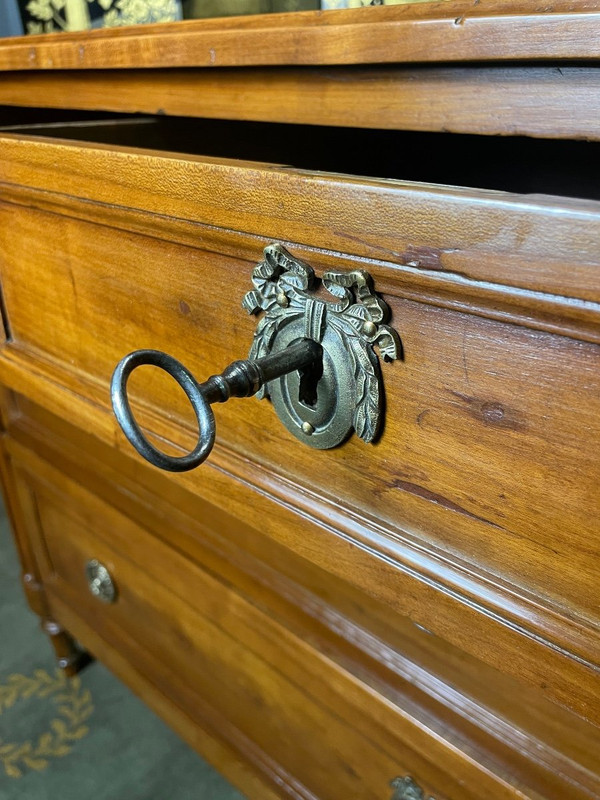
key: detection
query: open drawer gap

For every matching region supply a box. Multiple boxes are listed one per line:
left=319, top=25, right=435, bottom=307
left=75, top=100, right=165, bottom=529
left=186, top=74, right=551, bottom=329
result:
left=3, top=112, right=600, bottom=202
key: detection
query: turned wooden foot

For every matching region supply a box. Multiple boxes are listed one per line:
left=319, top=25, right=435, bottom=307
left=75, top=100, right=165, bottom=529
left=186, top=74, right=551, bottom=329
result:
left=23, top=572, right=92, bottom=676
left=41, top=618, right=92, bottom=676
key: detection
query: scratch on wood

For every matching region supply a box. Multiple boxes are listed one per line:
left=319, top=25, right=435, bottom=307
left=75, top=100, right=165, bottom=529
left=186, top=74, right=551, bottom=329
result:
left=416, top=409, right=431, bottom=427
left=65, top=261, right=78, bottom=308
left=392, top=478, right=506, bottom=530
left=400, top=244, right=456, bottom=271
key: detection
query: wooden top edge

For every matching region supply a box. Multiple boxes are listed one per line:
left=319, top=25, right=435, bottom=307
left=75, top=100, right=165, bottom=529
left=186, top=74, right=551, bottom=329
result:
left=1, top=1, right=600, bottom=70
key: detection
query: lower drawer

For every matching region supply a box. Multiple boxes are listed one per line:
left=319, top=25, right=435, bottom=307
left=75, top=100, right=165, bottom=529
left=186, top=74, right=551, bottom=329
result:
left=7, top=441, right=558, bottom=800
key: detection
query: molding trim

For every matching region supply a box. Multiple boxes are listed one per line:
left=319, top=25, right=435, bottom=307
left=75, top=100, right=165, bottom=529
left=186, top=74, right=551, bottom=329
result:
left=2, top=184, right=600, bottom=345
left=0, top=343, right=599, bottom=726
left=13, top=439, right=600, bottom=795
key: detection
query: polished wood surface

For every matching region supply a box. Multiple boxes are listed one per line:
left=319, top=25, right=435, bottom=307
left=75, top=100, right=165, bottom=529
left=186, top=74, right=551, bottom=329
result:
left=0, top=125, right=599, bottom=727
left=3, top=66, right=600, bottom=140
left=1, top=2, right=600, bottom=70
left=2, top=3, right=600, bottom=140
left=3, top=395, right=599, bottom=799
left=0, top=12, right=599, bottom=800
left=6, top=448, right=505, bottom=800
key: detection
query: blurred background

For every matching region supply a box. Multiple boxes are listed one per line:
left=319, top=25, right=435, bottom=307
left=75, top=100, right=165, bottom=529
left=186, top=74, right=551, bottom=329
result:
left=1, top=0, right=420, bottom=38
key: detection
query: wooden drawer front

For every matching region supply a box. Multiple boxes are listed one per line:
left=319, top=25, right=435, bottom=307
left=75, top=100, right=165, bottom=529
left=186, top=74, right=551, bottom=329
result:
left=7, top=447, right=545, bottom=800
left=0, top=132, right=599, bottom=722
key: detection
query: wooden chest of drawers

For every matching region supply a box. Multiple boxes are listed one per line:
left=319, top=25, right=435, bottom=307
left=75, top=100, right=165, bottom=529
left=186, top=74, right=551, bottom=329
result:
left=0, top=5, right=599, bottom=798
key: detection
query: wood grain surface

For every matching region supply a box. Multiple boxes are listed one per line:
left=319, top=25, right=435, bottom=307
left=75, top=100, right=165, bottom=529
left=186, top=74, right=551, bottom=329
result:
left=0, top=390, right=86, bottom=675
left=1, top=65, right=600, bottom=141
left=11, top=453, right=511, bottom=800
left=0, top=130, right=598, bottom=733
left=4, top=429, right=598, bottom=799
left=2, top=133, right=600, bottom=338
left=1, top=2, right=600, bottom=70
left=0, top=40, right=599, bottom=799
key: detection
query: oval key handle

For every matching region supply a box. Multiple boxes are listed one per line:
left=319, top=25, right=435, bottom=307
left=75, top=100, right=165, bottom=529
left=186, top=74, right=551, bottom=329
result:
left=110, top=339, right=322, bottom=472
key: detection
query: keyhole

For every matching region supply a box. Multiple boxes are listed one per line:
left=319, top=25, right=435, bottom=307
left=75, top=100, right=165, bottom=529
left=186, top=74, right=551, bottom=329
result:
left=297, top=344, right=323, bottom=408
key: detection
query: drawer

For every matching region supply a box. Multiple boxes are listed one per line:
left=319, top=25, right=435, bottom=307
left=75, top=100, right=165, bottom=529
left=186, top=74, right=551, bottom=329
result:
left=0, top=118, right=599, bottom=725
left=4, top=393, right=600, bottom=800
left=6, top=442, right=556, bottom=800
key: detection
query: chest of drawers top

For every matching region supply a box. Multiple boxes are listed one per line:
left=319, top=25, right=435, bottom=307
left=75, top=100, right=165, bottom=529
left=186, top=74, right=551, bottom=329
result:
left=1, top=1, right=600, bottom=140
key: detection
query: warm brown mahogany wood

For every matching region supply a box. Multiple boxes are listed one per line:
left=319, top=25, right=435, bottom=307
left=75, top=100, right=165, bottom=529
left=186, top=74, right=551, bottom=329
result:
left=11, top=394, right=600, bottom=793
left=2, top=66, right=600, bottom=140
left=2, top=135, right=600, bottom=339
left=0, top=15, right=599, bottom=799
left=0, top=129, right=599, bottom=733
left=3, top=426, right=598, bottom=800
left=6, top=451, right=524, bottom=800
left=1, top=2, right=600, bottom=70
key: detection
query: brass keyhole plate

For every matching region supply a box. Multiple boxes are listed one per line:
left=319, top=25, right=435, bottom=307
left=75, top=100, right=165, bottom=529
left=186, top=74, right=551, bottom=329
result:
left=243, top=244, right=401, bottom=450
left=269, top=328, right=354, bottom=449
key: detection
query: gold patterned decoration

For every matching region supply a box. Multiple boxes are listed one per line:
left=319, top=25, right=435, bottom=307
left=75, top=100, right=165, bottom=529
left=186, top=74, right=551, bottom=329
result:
left=0, top=668, right=93, bottom=779
left=23, top=0, right=181, bottom=34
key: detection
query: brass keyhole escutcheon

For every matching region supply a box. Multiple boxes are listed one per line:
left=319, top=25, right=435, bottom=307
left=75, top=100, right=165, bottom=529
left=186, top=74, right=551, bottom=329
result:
left=111, top=244, right=400, bottom=471
left=243, top=244, right=401, bottom=450
left=390, top=776, right=435, bottom=800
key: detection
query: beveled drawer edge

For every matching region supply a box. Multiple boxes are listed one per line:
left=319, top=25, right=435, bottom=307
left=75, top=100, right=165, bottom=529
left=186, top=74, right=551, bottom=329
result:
left=3, top=338, right=600, bottom=663
left=215, top=431, right=600, bottom=669
left=2, top=184, right=600, bottom=347
left=19, top=457, right=518, bottom=800
left=3, top=341, right=599, bottom=664
left=14, top=462, right=321, bottom=800
left=1, top=344, right=598, bottom=729
left=2, top=135, right=600, bottom=306
left=3, top=66, right=600, bottom=143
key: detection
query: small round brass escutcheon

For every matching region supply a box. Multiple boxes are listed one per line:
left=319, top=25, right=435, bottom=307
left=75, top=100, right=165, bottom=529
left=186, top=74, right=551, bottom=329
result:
left=276, top=292, right=289, bottom=307
left=362, top=320, right=377, bottom=336
left=85, top=559, right=117, bottom=604
left=301, top=421, right=315, bottom=435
